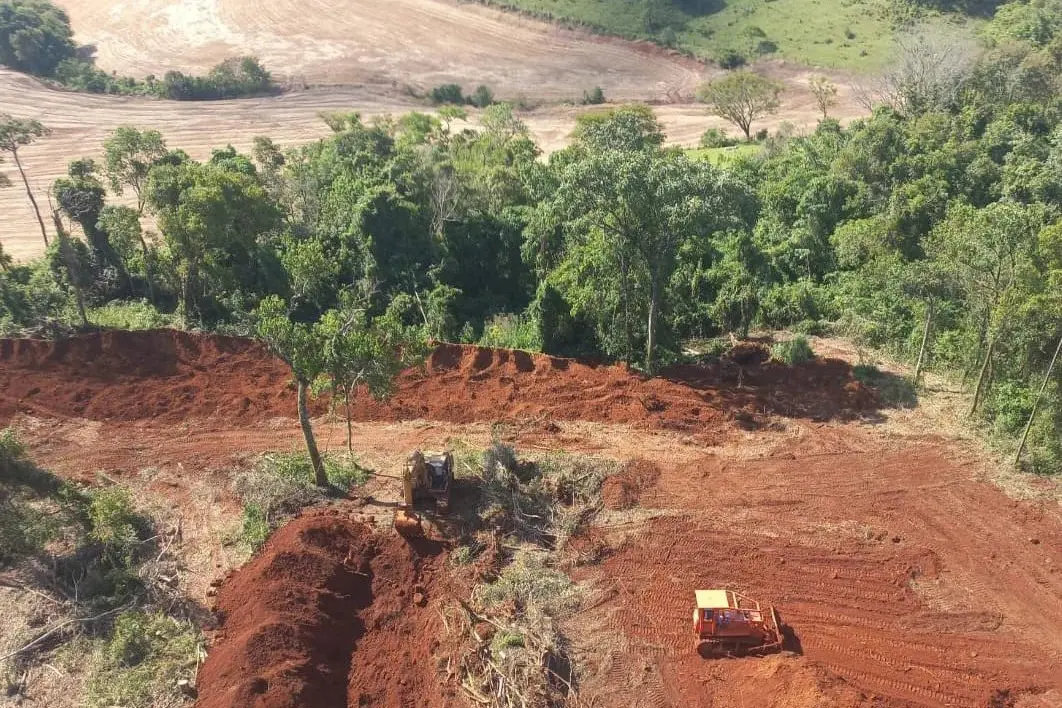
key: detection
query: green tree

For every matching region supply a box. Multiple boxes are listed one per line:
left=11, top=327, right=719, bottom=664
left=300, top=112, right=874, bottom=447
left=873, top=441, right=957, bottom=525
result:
left=0, top=0, right=76, bottom=76
left=254, top=295, right=329, bottom=486
left=146, top=160, right=280, bottom=324
left=0, top=113, right=50, bottom=246
left=697, top=71, right=782, bottom=140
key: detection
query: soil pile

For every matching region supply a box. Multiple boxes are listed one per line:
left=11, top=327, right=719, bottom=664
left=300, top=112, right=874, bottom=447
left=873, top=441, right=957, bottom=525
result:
left=0, top=330, right=294, bottom=423
left=601, top=458, right=661, bottom=510
left=0, top=332, right=876, bottom=430
left=196, top=510, right=453, bottom=708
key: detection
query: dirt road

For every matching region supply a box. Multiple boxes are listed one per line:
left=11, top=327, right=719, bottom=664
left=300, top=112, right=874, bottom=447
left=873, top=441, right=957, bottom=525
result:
left=3, top=330, right=1062, bottom=706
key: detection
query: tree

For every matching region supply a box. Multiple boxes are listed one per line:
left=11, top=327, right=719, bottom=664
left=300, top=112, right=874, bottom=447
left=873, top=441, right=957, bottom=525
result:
left=53, top=159, right=126, bottom=284
left=0, top=0, right=76, bottom=76
left=0, top=113, right=50, bottom=246
left=808, top=76, right=838, bottom=120
left=254, top=295, right=329, bottom=486
left=697, top=71, right=782, bottom=140
left=317, top=295, right=423, bottom=454
left=146, top=160, right=280, bottom=324
left=549, top=113, right=741, bottom=371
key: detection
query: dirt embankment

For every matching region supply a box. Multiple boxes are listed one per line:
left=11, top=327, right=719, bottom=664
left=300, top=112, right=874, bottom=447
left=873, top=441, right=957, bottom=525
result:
left=196, top=510, right=454, bottom=708
left=0, top=330, right=877, bottom=432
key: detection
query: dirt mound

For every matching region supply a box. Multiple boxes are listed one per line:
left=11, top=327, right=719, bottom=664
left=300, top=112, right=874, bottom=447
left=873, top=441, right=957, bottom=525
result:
left=0, top=330, right=295, bottom=423
left=0, top=332, right=875, bottom=431
left=196, top=509, right=454, bottom=708
left=602, top=458, right=661, bottom=510
left=355, top=342, right=874, bottom=432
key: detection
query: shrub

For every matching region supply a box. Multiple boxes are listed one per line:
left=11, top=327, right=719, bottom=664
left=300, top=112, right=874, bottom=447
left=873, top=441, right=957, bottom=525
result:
left=469, top=84, right=495, bottom=108
left=240, top=503, right=271, bottom=551
left=477, top=548, right=581, bottom=615
left=479, top=313, right=540, bottom=351
left=89, top=300, right=174, bottom=330
left=984, top=381, right=1036, bottom=437
left=430, top=83, right=465, bottom=105
left=699, top=127, right=736, bottom=148
left=88, top=487, right=139, bottom=556
left=582, top=86, right=606, bottom=105
left=755, top=127, right=769, bottom=141
left=0, top=426, right=26, bottom=469
left=771, top=335, right=815, bottom=364
left=86, top=611, right=201, bottom=708
left=716, top=49, right=746, bottom=69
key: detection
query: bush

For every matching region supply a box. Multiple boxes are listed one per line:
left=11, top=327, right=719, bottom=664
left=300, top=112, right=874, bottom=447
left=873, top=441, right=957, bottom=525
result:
left=699, top=127, right=736, bottom=148
left=0, top=0, right=77, bottom=76
left=86, top=611, right=201, bottom=708
left=582, top=86, right=606, bottom=105
left=157, top=56, right=273, bottom=100
left=755, top=128, right=769, bottom=141
left=88, top=487, right=139, bottom=557
left=479, top=312, right=540, bottom=351
left=430, top=83, right=466, bottom=105
left=240, top=504, right=270, bottom=551
left=984, top=381, right=1036, bottom=437
left=477, top=548, right=581, bottom=615
left=771, top=335, right=815, bottom=364
left=89, top=300, right=174, bottom=330
left=716, top=49, right=746, bottom=69
left=469, top=84, right=495, bottom=108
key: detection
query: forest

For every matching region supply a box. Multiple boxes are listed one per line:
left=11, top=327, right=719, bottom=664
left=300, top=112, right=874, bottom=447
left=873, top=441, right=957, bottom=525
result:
left=1, top=1, right=1062, bottom=474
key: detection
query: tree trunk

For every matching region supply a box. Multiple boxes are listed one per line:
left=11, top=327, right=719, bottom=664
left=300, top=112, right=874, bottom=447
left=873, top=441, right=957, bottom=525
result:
left=969, top=336, right=995, bottom=415
left=1014, top=333, right=1062, bottom=468
left=344, top=388, right=354, bottom=456
left=137, top=234, right=157, bottom=305
left=52, top=212, right=87, bottom=328
left=13, top=150, right=49, bottom=248
left=646, top=272, right=661, bottom=374
left=914, top=302, right=933, bottom=383
left=297, top=378, right=327, bottom=486
left=181, top=260, right=198, bottom=327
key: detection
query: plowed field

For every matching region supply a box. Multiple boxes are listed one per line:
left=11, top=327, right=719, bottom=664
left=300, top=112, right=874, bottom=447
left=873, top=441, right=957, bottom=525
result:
left=3, top=330, right=1061, bottom=707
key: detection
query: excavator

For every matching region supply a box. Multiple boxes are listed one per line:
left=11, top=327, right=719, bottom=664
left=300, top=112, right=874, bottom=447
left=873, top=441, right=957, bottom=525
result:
left=693, top=589, right=784, bottom=657
left=393, top=450, right=453, bottom=536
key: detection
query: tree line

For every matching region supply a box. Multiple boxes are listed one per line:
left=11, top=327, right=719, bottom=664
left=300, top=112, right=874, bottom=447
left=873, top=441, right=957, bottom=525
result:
left=0, top=0, right=274, bottom=98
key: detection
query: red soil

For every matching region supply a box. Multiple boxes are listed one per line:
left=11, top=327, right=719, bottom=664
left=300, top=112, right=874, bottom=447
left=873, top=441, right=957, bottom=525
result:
left=567, top=434, right=1062, bottom=708
left=196, top=509, right=455, bottom=708
left=0, top=330, right=876, bottom=432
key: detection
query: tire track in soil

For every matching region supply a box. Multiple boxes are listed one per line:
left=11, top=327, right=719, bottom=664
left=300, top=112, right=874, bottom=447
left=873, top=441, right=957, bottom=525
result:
left=568, top=442, right=1062, bottom=707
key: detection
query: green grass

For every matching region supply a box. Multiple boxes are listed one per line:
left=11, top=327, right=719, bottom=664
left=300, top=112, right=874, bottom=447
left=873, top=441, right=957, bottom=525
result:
left=688, top=144, right=764, bottom=165
left=475, top=0, right=907, bottom=70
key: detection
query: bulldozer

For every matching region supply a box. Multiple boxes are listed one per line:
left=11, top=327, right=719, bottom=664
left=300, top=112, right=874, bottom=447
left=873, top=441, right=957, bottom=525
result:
left=693, top=589, right=783, bottom=657
left=393, top=450, right=453, bottom=536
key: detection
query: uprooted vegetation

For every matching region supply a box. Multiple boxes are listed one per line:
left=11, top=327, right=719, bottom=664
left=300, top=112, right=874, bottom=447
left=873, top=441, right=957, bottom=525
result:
left=0, top=427, right=202, bottom=707
left=445, top=443, right=619, bottom=707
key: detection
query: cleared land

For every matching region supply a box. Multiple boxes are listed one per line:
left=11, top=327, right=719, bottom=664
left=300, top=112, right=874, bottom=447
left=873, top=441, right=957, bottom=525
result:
left=2, top=330, right=1061, bottom=707
left=1, top=0, right=866, bottom=261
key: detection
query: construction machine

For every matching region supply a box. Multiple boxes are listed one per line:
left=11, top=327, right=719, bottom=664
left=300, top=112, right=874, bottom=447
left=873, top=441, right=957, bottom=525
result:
left=394, top=450, right=453, bottom=536
left=693, top=589, right=783, bottom=657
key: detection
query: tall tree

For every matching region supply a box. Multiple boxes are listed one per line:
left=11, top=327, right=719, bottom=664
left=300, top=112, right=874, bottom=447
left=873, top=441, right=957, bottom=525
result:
left=697, top=71, right=782, bottom=140
left=0, top=114, right=50, bottom=246
left=808, top=76, right=838, bottom=120
left=254, top=295, right=329, bottom=486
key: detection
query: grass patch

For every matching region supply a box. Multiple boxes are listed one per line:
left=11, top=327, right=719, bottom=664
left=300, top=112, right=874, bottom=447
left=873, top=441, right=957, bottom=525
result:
left=85, top=611, right=201, bottom=708
left=771, top=335, right=815, bottom=364
left=473, top=0, right=912, bottom=70
left=232, top=450, right=370, bottom=551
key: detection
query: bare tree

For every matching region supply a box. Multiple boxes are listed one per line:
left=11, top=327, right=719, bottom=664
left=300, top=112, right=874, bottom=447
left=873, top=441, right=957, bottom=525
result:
left=858, top=25, right=981, bottom=116
left=808, top=76, right=838, bottom=120
left=0, top=114, right=51, bottom=247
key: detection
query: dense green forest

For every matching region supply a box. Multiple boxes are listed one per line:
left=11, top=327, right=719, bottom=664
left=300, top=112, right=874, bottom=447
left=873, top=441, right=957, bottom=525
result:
left=0, top=0, right=274, bottom=97
left=3, top=1, right=1062, bottom=473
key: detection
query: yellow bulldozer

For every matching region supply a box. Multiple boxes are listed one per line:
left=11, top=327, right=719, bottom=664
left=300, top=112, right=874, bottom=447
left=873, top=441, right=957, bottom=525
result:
left=394, top=450, right=453, bottom=536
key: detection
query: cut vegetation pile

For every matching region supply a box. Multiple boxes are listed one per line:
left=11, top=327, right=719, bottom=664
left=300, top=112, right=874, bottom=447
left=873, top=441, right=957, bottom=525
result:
left=196, top=509, right=453, bottom=708
left=0, top=332, right=879, bottom=431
